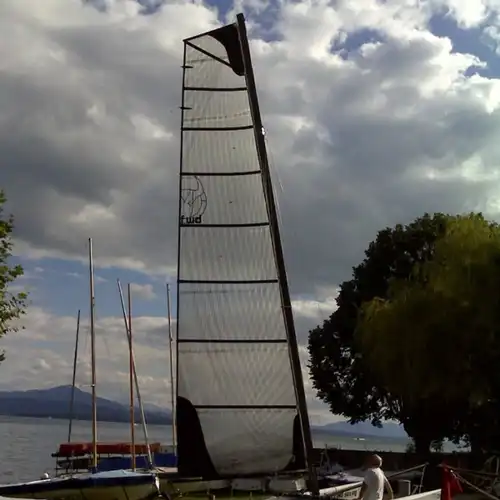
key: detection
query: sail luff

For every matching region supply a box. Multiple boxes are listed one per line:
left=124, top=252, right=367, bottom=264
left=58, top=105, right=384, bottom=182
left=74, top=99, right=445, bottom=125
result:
left=235, top=14, right=319, bottom=493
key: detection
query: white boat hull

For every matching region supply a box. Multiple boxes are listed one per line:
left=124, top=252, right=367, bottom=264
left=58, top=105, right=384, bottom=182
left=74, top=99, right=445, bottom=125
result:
left=270, top=486, right=442, bottom=500
left=166, top=478, right=230, bottom=493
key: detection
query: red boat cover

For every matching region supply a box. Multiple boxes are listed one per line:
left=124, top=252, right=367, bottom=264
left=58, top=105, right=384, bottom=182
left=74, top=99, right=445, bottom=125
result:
left=57, top=442, right=162, bottom=456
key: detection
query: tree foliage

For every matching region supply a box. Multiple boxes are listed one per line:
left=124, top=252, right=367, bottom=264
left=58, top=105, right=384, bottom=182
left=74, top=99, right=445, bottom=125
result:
left=354, top=213, right=500, bottom=452
left=357, top=214, right=500, bottom=405
left=307, top=213, right=476, bottom=453
left=0, top=190, right=27, bottom=364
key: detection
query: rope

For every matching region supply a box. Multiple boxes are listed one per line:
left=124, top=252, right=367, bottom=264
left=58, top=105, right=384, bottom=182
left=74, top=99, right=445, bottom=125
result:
left=415, top=464, right=426, bottom=494
left=454, top=472, right=500, bottom=500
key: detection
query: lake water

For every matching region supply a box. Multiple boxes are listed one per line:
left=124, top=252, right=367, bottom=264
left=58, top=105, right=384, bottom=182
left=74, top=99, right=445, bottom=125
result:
left=0, top=415, right=411, bottom=484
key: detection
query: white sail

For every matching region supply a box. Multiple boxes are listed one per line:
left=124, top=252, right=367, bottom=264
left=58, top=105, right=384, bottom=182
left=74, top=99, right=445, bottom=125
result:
left=176, top=21, right=307, bottom=478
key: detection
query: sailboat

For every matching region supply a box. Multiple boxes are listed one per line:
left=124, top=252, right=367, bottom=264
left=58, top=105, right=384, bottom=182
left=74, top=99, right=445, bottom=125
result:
left=165, top=13, right=444, bottom=500
left=170, top=10, right=314, bottom=495
left=0, top=241, right=161, bottom=500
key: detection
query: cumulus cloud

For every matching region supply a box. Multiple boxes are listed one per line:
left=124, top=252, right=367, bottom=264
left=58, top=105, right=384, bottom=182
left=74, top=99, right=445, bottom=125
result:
left=3, top=0, right=500, bottom=421
left=0, top=301, right=334, bottom=422
left=129, top=283, right=157, bottom=300
left=3, top=0, right=500, bottom=290
left=0, top=306, right=172, bottom=407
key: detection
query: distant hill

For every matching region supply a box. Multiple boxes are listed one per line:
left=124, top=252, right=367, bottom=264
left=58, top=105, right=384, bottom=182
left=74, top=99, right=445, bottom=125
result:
left=0, top=385, right=172, bottom=425
left=316, top=421, right=408, bottom=439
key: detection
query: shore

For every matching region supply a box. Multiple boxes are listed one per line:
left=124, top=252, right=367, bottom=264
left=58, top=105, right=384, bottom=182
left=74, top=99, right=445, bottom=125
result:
left=312, top=447, right=475, bottom=470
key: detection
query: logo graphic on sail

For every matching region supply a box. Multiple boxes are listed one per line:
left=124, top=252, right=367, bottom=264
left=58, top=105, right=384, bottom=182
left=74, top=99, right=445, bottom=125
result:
left=180, top=175, right=207, bottom=225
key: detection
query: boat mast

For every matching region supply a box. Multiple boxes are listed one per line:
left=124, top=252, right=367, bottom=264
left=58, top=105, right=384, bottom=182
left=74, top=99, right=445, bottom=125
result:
left=235, top=14, right=319, bottom=494
left=128, top=283, right=136, bottom=471
left=174, top=42, right=187, bottom=464
left=117, top=279, right=154, bottom=468
left=166, top=283, right=176, bottom=451
left=67, top=309, right=81, bottom=443
left=88, top=238, right=98, bottom=471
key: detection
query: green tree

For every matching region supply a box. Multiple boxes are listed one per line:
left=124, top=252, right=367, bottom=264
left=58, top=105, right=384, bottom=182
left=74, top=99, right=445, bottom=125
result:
left=308, top=213, right=468, bottom=454
left=357, top=213, right=500, bottom=452
left=358, top=214, right=500, bottom=400
left=0, top=190, right=27, bottom=363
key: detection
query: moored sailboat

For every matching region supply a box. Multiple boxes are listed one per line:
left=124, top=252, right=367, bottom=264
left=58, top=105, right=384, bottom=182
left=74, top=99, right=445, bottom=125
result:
left=0, top=240, right=160, bottom=500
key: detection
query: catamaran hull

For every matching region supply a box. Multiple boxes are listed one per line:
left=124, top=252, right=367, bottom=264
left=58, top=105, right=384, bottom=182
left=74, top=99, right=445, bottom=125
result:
left=0, top=470, right=159, bottom=500
left=165, top=478, right=230, bottom=494
left=271, top=487, right=442, bottom=500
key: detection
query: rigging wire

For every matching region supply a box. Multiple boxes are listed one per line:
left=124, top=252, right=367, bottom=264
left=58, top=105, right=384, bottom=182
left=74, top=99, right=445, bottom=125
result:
left=264, top=130, right=285, bottom=230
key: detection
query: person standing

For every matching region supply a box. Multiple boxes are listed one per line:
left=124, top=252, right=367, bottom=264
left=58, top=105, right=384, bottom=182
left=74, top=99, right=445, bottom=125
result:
left=358, top=454, right=394, bottom=500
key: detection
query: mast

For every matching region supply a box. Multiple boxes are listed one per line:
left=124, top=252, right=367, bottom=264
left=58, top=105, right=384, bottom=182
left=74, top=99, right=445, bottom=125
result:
left=174, top=42, right=186, bottom=468
left=235, top=14, right=319, bottom=494
left=67, top=309, right=81, bottom=443
left=166, top=283, right=176, bottom=451
left=128, top=283, right=136, bottom=471
left=117, top=279, right=153, bottom=468
left=88, top=237, right=98, bottom=471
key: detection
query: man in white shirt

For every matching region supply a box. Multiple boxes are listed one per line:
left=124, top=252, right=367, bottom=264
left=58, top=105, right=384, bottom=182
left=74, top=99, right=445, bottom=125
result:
left=358, top=454, right=394, bottom=500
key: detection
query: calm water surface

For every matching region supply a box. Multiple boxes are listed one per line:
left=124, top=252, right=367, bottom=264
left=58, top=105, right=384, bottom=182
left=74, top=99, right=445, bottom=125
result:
left=0, top=416, right=410, bottom=484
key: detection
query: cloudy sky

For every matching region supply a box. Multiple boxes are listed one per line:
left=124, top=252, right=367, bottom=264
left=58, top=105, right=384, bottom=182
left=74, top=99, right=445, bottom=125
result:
left=1, top=0, right=500, bottom=426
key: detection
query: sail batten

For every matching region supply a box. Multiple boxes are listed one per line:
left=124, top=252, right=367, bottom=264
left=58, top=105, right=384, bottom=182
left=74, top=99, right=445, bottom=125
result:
left=181, top=171, right=261, bottom=176
left=179, top=339, right=288, bottom=344
left=176, top=17, right=309, bottom=480
left=182, top=126, right=254, bottom=131
left=179, top=279, right=278, bottom=284
left=185, top=87, right=248, bottom=92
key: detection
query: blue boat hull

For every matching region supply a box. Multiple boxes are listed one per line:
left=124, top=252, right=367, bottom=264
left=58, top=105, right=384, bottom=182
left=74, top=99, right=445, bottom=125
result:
left=0, top=470, right=159, bottom=500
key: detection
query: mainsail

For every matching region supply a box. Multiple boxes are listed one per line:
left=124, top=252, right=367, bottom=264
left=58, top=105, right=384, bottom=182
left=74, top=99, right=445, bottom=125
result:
left=176, top=14, right=314, bottom=480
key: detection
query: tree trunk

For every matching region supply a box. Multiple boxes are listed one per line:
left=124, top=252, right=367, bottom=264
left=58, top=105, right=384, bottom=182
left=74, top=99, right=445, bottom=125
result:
left=412, top=435, right=432, bottom=456
left=411, top=434, right=441, bottom=491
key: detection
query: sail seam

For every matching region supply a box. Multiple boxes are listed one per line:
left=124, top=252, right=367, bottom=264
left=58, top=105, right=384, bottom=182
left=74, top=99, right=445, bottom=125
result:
left=182, top=125, right=253, bottom=131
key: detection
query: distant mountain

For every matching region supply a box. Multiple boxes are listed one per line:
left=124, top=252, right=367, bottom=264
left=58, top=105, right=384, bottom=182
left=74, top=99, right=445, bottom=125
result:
left=0, top=385, right=172, bottom=425
left=316, top=421, right=408, bottom=439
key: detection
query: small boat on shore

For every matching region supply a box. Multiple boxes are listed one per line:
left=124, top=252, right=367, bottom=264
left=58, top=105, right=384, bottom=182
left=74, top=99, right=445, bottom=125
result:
left=0, top=245, right=164, bottom=500
left=0, top=469, right=160, bottom=500
left=51, top=442, right=176, bottom=476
